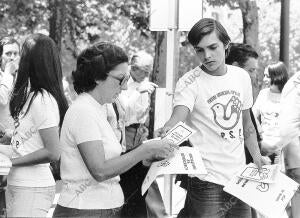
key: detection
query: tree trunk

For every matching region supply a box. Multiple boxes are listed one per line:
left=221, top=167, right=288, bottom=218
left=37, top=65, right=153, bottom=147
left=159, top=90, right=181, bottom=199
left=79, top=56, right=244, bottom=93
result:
left=48, top=0, right=66, bottom=52
left=239, top=0, right=260, bottom=99
left=238, top=0, right=259, bottom=51
left=148, top=31, right=167, bottom=138
left=279, top=0, right=290, bottom=69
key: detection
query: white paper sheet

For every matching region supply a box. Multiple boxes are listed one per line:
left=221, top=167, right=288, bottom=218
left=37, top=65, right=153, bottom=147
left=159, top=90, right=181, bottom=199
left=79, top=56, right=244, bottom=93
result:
left=0, top=152, right=12, bottom=175
left=237, top=163, right=280, bottom=183
left=163, top=121, right=196, bottom=146
left=141, top=146, right=207, bottom=195
left=0, top=144, right=13, bottom=157
left=224, top=170, right=299, bottom=218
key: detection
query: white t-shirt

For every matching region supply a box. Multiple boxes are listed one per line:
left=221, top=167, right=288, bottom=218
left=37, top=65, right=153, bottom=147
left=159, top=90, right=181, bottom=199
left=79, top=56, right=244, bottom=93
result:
left=8, top=90, right=59, bottom=187
left=0, top=71, right=14, bottom=131
left=252, top=88, right=282, bottom=148
left=280, top=72, right=300, bottom=144
left=173, top=65, right=253, bottom=186
left=58, top=93, right=124, bottom=209
left=119, top=77, right=150, bottom=126
left=280, top=72, right=300, bottom=169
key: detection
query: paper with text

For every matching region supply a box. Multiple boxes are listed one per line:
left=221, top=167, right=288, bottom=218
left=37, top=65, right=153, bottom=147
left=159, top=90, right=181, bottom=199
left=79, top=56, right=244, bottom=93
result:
left=141, top=146, right=207, bottom=195
left=224, top=171, right=299, bottom=218
left=163, top=121, right=195, bottom=145
left=237, top=163, right=280, bottom=183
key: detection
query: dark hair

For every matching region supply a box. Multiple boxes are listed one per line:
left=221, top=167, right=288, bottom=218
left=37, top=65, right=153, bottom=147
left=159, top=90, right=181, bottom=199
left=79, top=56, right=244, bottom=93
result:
left=267, top=62, right=289, bottom=92
left=188, top=18, right=231, bottom=47
left=9, top=33, right=68, bottom=127
left=72, top=42, right=128, bottom=94
left=0, top=36, right=20, bottom=66
left=225, top=43, right=258, bottom=67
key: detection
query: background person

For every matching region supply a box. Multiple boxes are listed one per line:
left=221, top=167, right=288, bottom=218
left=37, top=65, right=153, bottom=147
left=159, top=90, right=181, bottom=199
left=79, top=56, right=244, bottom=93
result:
left=279, top=70, right=300, bottom=218
left=53, top=42, right=177, bottom=218
left=119, top=51, right=167, bottom=218
left=119, top=51, right=158, bottom=151
left=252, top=62, right=289, bottom=164
left=0, top=35, right=20, bottom=218
left=225, top=42, right=263, bottom=166
left=0, top=37, right=20, bottom=143
left=5, top=33, right=68, bottom=217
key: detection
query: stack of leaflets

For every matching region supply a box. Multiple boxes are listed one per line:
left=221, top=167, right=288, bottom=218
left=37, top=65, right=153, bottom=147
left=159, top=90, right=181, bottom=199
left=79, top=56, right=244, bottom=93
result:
left=141, top=122, right=208, bottom=195
left=224, top=163, right=299, bottom=218
left=0, top=152, right=12, bottom=175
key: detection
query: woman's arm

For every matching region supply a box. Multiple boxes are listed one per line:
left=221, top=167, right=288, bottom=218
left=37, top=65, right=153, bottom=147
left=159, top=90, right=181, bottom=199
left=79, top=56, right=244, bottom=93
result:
left=78, top=138, right=177, bottom=182
left=11, top=127, right=60, bottom=166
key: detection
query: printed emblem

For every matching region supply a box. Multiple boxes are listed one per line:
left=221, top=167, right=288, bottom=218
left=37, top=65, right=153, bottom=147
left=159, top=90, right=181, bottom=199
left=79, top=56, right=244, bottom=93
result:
left=211, top=96, right=242, bottom=130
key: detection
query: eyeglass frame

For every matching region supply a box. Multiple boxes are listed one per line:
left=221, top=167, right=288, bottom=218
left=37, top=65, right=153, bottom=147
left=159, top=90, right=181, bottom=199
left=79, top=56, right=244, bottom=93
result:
left=130, top=65, right=150, bottom=76
left=107, top=71, right=131, bottom=87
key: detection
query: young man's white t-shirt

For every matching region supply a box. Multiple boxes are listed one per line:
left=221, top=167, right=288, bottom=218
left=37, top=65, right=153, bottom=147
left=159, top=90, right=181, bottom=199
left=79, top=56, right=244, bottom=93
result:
left=173, top=65, right=253, bottom=186
left=8, top=90, right=59, bottom=187
left=58, top=93, right=124, bottom=209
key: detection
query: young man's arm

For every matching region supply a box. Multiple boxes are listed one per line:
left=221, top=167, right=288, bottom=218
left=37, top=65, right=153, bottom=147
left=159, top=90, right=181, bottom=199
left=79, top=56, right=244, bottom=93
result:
left=243, top=109, right=269, bottom=168
left=155, top=105, right=190, bottom=137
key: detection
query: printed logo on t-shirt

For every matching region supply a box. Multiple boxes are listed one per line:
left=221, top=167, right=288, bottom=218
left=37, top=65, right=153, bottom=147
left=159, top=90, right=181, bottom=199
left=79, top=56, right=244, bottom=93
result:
left=261, top=112, right=279, bottom=125
left=10, top=118, right=47, bottom=153
left=293, top=74, right=300, bottom=92
left=207, top=90, right=243, bottom=140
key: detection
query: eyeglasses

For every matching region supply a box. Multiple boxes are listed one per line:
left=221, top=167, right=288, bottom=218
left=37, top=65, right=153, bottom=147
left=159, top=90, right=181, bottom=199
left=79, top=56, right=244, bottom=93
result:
left=131, top=65, right=149, bottom=75
left=108, top=72, right=130, bottom=87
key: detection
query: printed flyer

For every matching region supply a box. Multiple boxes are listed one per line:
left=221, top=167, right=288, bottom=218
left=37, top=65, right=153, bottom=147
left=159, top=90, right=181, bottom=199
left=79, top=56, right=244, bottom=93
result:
left=224, top=169, right=299, bottom=218
left=142, top=146, right=207, bottom=195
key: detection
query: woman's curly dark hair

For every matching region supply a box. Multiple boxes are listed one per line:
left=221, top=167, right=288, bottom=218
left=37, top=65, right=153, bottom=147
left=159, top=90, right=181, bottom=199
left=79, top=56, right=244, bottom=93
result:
left=72, top=42, right=128, bottom=94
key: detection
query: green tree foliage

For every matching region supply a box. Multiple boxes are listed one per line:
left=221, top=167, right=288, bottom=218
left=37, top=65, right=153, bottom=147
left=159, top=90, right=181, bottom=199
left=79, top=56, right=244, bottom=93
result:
left=1, top=0, right=299, bottom=78
left=0, top=0, right=156, bottom=75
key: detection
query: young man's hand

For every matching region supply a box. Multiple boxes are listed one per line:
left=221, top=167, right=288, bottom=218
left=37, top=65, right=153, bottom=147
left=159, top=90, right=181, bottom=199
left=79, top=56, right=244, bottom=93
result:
left=254, top=155, right=271, bottom=169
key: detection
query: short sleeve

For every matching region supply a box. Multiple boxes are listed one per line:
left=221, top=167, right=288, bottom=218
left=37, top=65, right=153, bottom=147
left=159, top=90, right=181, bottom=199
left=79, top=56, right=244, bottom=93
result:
left=69, top=108, right=103, bottom=145
left=31, top=92, right=59, bottom=129
left=252, top=90, right=263, bottom=118
left=173, top=71, right=198, bottom=112
left=241, top=71, right=253, bottom=110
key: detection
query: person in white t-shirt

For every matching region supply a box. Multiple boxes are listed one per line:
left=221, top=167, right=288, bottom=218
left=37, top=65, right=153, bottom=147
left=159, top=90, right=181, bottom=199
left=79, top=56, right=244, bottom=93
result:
left=279, top=71, right=300, bottom=218
left=4, top=34, right=69, bottom=217
left=252, top=62, right=289, bottom=163
left=158, top=18, right=267, bottom=218
left=53, top=42, right=177, bottom=218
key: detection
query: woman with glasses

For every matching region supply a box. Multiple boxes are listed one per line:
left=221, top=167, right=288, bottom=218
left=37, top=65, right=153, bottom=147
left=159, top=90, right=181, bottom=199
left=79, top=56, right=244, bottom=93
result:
left=53, top=42, right=177, bottom=218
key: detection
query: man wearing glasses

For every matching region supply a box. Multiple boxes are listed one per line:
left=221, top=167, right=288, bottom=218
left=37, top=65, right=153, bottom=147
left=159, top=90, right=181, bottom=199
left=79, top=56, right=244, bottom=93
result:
left=120, top=51, right=158, bottom=151
left=119, top=51, right=166, bottom=218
